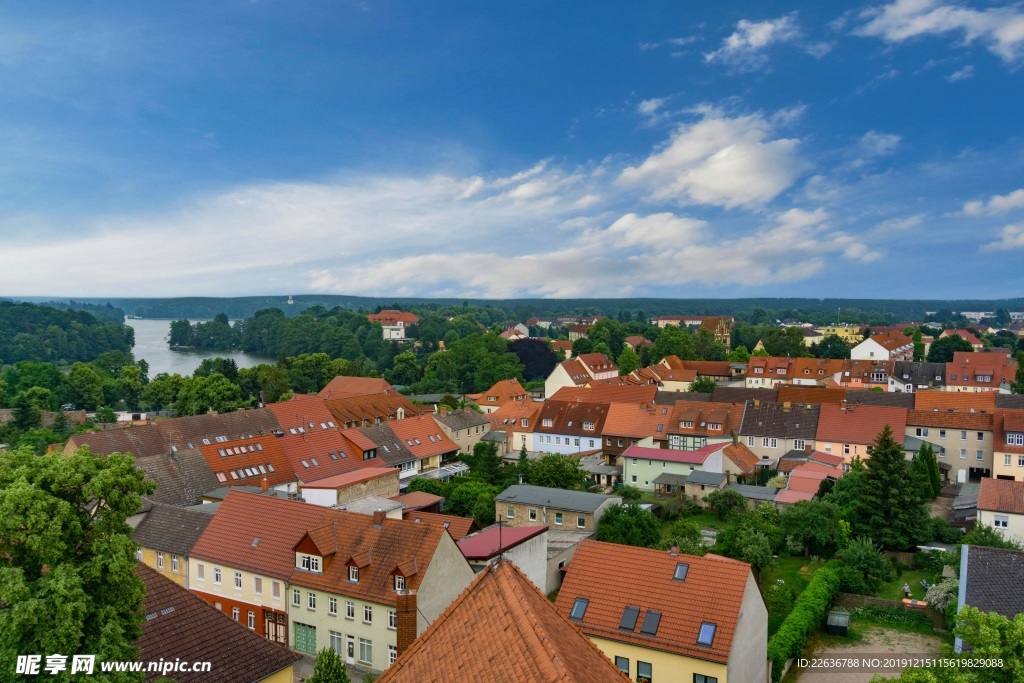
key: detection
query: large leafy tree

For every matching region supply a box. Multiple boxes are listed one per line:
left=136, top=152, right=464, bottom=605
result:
left=0, top=447, right=155, bottom=681
left=813, top=334, right=851, bottom=359
left=692, top=328, right=728, bottom=361
left=649, top=325, right=696, bottom=363
left=526, top=454, right=589, bottom=491
left=926, top=334, right=973, bottom=363
left=307, top=647, right=352, bottom=683
left=781, top=499, right=843, bottom=557
left=835, top=536, right=893, bottom=595
left=762, top=327, right=807, bottom=358
left=851, top=425, right=929, bottom=550
left=596, top=504, right=661, bottom=548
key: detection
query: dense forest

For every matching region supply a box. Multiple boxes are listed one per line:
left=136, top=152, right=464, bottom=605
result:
left=0, top=301, right=134, bottom=365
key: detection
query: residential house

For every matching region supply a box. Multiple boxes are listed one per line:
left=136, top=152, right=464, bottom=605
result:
left=526, top=316, right=557, bottom=329
left=815, top=403, right=908, bottom=465
left=623, top=443, right=725, bottom=492
left=487, top=400, right=542, bottom=456
left=711, top=387, right=779, bottom=404
left=134, top=448, right=221, bottom=507
left=188, top=491, right=330, bottom=644
left=347, top=416, right=463, bottom=485
left=905, top=409, right=993, bottom=483
left=775, top=386, right=847, bottom=405
left=837, top=359, right=894, bottom=390
left=914, top=388, right=997, bottom=413
left=495, top=484, right=621, bottom=533
left=545, top=353, right=619, bottom=398
left=940, top=329, right=984, bottom=352
left=551, top=339, right=574, bottom=359
left=739, top=400, right=821, bottom=465
left=945, top=352, right=1014, bottom=393
left=653, top=315, right=735, bottom=345
left=466, top=378, right=529, bottom=414
left=602, top=402, right=674, bottom=459
left=993, top=411, right=1024, bottom=481
left=137, top=565, right=301, bottom=683
left=319, top=376, right=397, bottom=399
left=63, top=423, right=168, bottom=459
left=376, top=560, right=630, bottom=683
left=624, top=335, right=653, bottom=351
left=802, top=328, right=826, bottom=347
left=720, top=442, right=760, bottom=481
left=774, top=461, right=844, bottom=506
left=432, top=406, right=491, bottom=453
left=549, top=384, right=658, bottom=405
left=197, top=434, right=295, bottom=492
left=556, top=541, right=768, bottom=683
left=977, top=478, right=1024, bottom=545
left=682, top=470, right=728, bottom=501
left=745, top=357, right=797, bottom=388
left=666, top=401, right=745, bottom=452
left=367, top=310, right=420, bottom=340
left=790, top=358, right=846, bottom=386
left=133, top=502, right=213, bottom=587
left=814, top=325, right=863, bottom=342
left=844, top=390, right=915, bottom=408
left=954, top=545, right=1024, bottom=653
left=568, top=323, right=592, bottom=341
left=301, top=468, right=400, bottom=507
left=851, top=331, right=914, bottom=361
left=152, top=409, right=283, bottom=453
left=532, top=401, right=608, bottom=455
left=457, top=525, right=550, bottom=593
left=323, top=392, right=419, bottom=430
left=277, top=428, right=367, bottom=491
left=286, top=508, right=476, bottom=672
left=889, top=362, right=946, bottom=393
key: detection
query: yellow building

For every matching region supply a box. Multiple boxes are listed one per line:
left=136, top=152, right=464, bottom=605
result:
left=132, top=502, right=213, bottom=587
left=815, top=325, right=862, bottom=342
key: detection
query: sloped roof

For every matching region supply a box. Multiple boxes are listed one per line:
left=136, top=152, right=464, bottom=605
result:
left=774, top=489, right=815, bottom=505
left=623, top=443, right=720, bottom=465
left=136, top=449, right=220, bottom=507
left=685, top=470, right=727, bottom=486
left=367, top=310, right=419, bottom=325
left=391, top=491, right=444, bottom=510
left=791, top=358, right=846, bottom=380
left=402, top=511, right=479, bottom=541
left=844, top=390, right=915, bottom=408
left=740, top=401, right=820, bottom=439
left=668, top=400, right=744, bottom=438
left=535, top=401, right=610, bottom=438
left=578, top=353, right=618, bottom=374
left=602, top=402, right=673, bottom=438
left=777, top=386, right=848, bottom=405
left=978, top=477, right=1024, bottom=515
left=318, top=375, right=397, bottom=399
left=190, top=491, right=329, bottom=579
left=388, top=415, right=461, bottom=460
left=722, top=442, right=759, bottom=473
left=995, top=412, right=1024, bottom=454
left=961, top=545, right=1024, bottom=620
left=941, top=329, right=982, bottom=346
left=265, top=394, right=337, bottom=431
left=302, top=467, right=396, bottom=490
left=433, top=408, right=490, bottom=431
left=68, top=425, right=168, bottom=459
left=152, top=409, right=281, bottom=451
left=549, top=384, right=658, bottom=404
left=457, top=525, right=547, bottom=560
left=868, top=330, right=913, bottom=351
left=349, top=423, right=417, bottom=466
left=277, top=428, right=366, bottom=483
left=495, top=485, right=617, bottom=513
left=198, top=435, right=294, bottom=488
left=132, top=502, right=213, bottom=556
left=997, top=394, right=1024, bottom=410
left=892, top=361, right=946, bottom=387
left=555, top=540, right=753, bottom=665
left=323, top=392, right=419, bottom=428
left=815, top=403, right=907, bottom=445
left=378, top=560, right=629, bottom=683
left=137, top=564, right=300, bottom=683
left=906, top=410, right=994, bottom=430
left=470, top=378, right=529, bottom=407
left=914, top=390, right=997, bottom=414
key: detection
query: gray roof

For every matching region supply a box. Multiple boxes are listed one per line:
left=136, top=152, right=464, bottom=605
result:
left=725, top=483, right=778, bottom=501
left=337, top=495, right=405, bottom=515
left=903, top=435, right=946, bottom=457
left=579, top=454, right=622, bottom=476
left=960, top=545, right=1024, bottom=619
left=495, top=484, right=619, bottom=513
left=712, top=387, right=779, bottom=404
left=546, top=530, right=594, bottom=558
left=655, top=390, right=709, bottom=405
left=740, top=401, right=820, bottom=439
left=356, top=423, right=417, bottom=466
left=132, top=502, right=214, bottom=556
left=481, top=431, right=506, bottom=443
left=136, top=449, right=221, bottom=507
left=891, top=362, right=946, bottom=389
left=433, top=409, right=491, bottom=431
left=653, top=472, right=689, bottom=486
left=685, top=470, right=728, bottom=487
left=844, top=390, right=915, bottom=408
left=996, top=394, right=1024, bottom=410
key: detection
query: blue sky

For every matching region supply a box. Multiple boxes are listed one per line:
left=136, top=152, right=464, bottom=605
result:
left=2, top=0, right=1023, bottom=299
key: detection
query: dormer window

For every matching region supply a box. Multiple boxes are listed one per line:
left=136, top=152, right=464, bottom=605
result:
left=394, top=575, right=406, bottom=591
left=543, top=419, right=553, bottom=427
left=300, top=555, right=321, bottom=573
left=349, top=566, right=359, bottom=582
left=583, top=421, right=595, bottom=431
left=680, top=421, right=694, bottom=429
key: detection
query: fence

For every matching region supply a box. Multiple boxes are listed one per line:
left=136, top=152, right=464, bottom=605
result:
left=834, top=592, right=947, bottom=630
left=883, top=549, right=917, bottom=566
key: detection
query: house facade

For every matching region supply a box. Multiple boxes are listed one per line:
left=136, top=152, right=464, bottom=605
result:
left=739, top=400, right=821, bottom=465
left=977, top=478, right=1024, bottom=546
left=993, top=411, right=1024, bottom=481
left=495, top=484, right=621, bottom=532
left=367, top=310, right=419, bottom=341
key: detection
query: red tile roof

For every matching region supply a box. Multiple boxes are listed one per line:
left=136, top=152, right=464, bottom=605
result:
left=367, top=310, right=419, bottom=326
left=548, top=384, right=658, bottom=404
left=323, top=392, right=419, bottom=428
left=577, top=353, right=618, bottom=375
left=266, top=394, right=337, bottom=431
left=457, top=525, right=547, bottom=560
left=869, top=330, right=913, bottom=352
left=602, top=402, right=673, bottom=439
left=318, top=375, right=397, bottom=399
left=391, top=491, right=444, bottom=510
left=278, top=428, right=368, bottom=483
left=378, top=560, right=630, bottom=683
left=978, top=478, right=1024, bottom=515
left=388, top=415, right=461, bottom=460
left=190, top=491, right=329, bottom=579
left=302, top=467, right=397, bottom=489
left=401, top=512, right=479, bottom=541
left=468, top=378, right=529, bottom=407
left=722, top=442, right=759, bottom=474
left=197, top=435, right=294, bottom=488
left=941, top=329, right=982, bottom=346
left=914, top=390, right=997, bottom=414
left=776, top=386, right=848, bottom=405
left=774, top=489, right=815, bottom=505
left=906, top=410, right=994, bottom=431
left=555, top=540, right=754, bottom=664
left=995, top=412, right=1024, bottom=454
left=623, top=443, right=720, bottom=465
left=815, top=403, right=908, bottom=445
left=535, top=401, right=610, bottom=438
left=668, top=401, right=744, bottom=438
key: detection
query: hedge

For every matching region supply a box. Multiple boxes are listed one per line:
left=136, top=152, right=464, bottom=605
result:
left=766, top=566, right=840, bottom=682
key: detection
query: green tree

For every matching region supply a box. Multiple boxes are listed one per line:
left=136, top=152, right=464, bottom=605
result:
left=406, top=478, right=449, bottom=497
left=173, top=373, right=243, bottom=416
left=920, top=442, right=942, bottom=498
left=851, top=425, right=929, bottom=550
left=649, top=325, right=695, bottom=363
left=386, top=352, right=423, bottom=387
left=468, top=442, right=504, bottom=488
left=762, top=327, right=807, bottom=357
left=168, top=319, right=195, bottom=347
left=912, top=328, right=925, bottom=362
left=596, top=504, right=661, bottom=548
left=1014, top=353, right=1024, bottom=395
left=962, top=523, right=1023, bottom=550
left=734, top=527, right=773, bottom=583
left=67, top=362, right=107, bottom=411
left=704, top=489, right=747, bottom=520
left=727, top=345, right=751, bottom=363
left=142, top=373, right=187, bottom=410
left=307, top=647, right=352, bottom=683
left=616, top=346, right=641, bottom=375
left=618, top=485, right=643, bottom=502
left=116, top=365, right=145, bottom=410
left=0, top=446, right=155, bottom=681
left=693, top=328, right=728, bottom=361
left=835, top=536, right=893, bottom=594
left=689, top=376, right=717, bottom=394
left=814, top=334, right=851, bottom=359
left=926, top=334, right=973, bottom=363
left=444, top=481, right=498, bottom=518
left=527, top=454, right=589, bottom=491
left=11, top=391, right=42, bottom=431
left=781, top=499, right=843, bottom=557
left=95, top=405, right=117, bottom=423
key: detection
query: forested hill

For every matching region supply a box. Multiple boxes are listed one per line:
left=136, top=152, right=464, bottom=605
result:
left=17, top=296, right=1024, bottom=321
left=29, top=300, right=126, bottom=325
left=0, top=301, right=134, bottom=365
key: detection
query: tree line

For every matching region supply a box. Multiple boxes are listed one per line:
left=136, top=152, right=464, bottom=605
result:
left=0, top=300, right=133, bottom=365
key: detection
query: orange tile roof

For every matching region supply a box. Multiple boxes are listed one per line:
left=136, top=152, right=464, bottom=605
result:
left=555, top=540, right=754, bottom=664
left=578, top=353, right=618, bottom=374
left=945, top=361, right=1007, bottom=390
left=776, top=386, right=848, bottom=405
left=668, top=401, right=744, bottom=437
left=602, top=402, right=673, bottom=439
left=378, top=560, right=629, bottom=683
left=791, top=358, right=847, bottom=380
left=549, top=384, right=658, bottom=404
left=391, top=491, right=444, bottom=510
left=559, top=358, right=594, bottom=386
left=914, top=390, right=997, bottom=414
left=387, top=415, right=461, bottom=460
left=870, top=330, right=913, bottom=352
left=197, top=434, right=294, bottom=488
left=906, top=410, right=994, bottom=430
left=289, top=508, right=451, bottom=607
left=278, top=428, right=368, bottom=483
left=978, top=478, right=1024, bottom=515
left=302, top=467, right=396, bottom=489
left=323, top=392, right=419, bottom=428
left=471, top=378, right=529, bottom=407
left=266, top=394, right=338, bottom=431
left=746, top=356, right=798, bottom=379
left=941, top=329, right=982, bottom=346
left=367, top=310, right=420, bottom=326
left=401, top=511, right=479, bottom=541
left=318, top=376, right=397, bottom=399
left=190, top=491, right=330, bottom=579
left=815, top=403, right=907, bottom=445
left=722, top=442, right=759, bottom=474
left=488, top=401, right=542, bottom=434
left=953, top=351, right=1015, bottom=367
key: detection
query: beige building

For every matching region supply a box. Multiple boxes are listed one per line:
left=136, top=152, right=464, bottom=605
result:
left=132, top=502, right=212, bottom=588
left=432, top=406, right=491, bottom=454
left=495, top=484, right=620, bottom=533
left=977, top=478, right=1024, bottom=546
left=993, top=411, right=1024, bottom=481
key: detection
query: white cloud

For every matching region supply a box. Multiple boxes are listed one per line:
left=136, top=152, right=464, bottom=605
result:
left=874, top=214, right=924, bottom=232
left=640, top=36, right=699, bottom=51
left=855, top=0, right=1024, bottom=64
left=638, top=98, right=667, bottom=117
left=963, top=188, right=1024, bottom=215
left=704, top=14, right=802, bottom=70
left=617, top=107, right=804, bottom=209
left=947, top=64, right=975, bottom=81
left=981, top=223, right=1024, bottom=250
left=860, top=131, right=902, bottom=157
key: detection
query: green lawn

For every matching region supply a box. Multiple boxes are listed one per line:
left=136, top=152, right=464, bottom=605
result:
left=761, top=556, right=822, bottom=637
left=874, top=569, right=939, bottom=603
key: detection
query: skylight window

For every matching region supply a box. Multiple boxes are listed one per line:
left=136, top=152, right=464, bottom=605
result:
left=267, top=464, right=275, bottom=472
left=619, top=606, right=640, bottom=630
left=570, top=598, right=589, bottom=620
left=640, top=610, right=661, bottom=635
left=697, top=622, right=716, bottom=646
left=310, top=457, right=319, bottom=466
left=673, top=563, right=689, bottom=581
left=255, top=443, right=263, bottom=451
left=329, top=451, right=338, bottom=460
left=301, top=460, right=310, bottom=468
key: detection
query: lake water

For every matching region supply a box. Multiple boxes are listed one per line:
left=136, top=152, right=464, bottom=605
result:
left=126, top=318, right=273, bottom=377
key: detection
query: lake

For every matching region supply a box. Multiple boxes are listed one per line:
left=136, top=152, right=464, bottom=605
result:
left=126, top=318, right=273, bottom=377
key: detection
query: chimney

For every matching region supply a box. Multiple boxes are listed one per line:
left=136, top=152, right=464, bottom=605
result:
left=372, top=509, right=386, bottom=529
left=783, top=402, right=791, bottom=411
left=261, top=477, right=269, bottom=492
left=669, top=545, right=679, bottom=557
left=463, top=406, right=471, bottom=413
left=396, top=589, right=418, bottom=657
left=439, top=405, right=448, bottom=416
left=731, top=429, right=739, bottom=446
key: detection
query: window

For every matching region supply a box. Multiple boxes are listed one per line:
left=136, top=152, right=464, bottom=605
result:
left=232, top=607, right=239, bottom=621
left=329, top=597, right=337, bottom=615
left=978, top=432, right=985, bottom=441
left=395, top=575, right=406, bottom=591
left=555, top=437, right=561, bottom=445
left=300, top=555, right=321, bottom=572
left=506, top=507, right=515, bottom=519
left=1005, top=454, right=1012, bottom=466
left=196, top=563, right=205, bottom=581
left=349, top=566, right=359, bottom=582
left=577, top=516, right=586, bottom=528
left=793, top=439, right=805, bottom=451
left=364, top=605, right=373, bottom=624
left=940, top=430, right=946, bottom=439
left=769, top=438, right=778, bottom=449
left=747, top=436, right=755, bottom=447
left=620, top=606, right=640, bottom=630
left=389, top=610, right=397, bottom=630
left=961, top=431, right=967, bottom=440
left=1018, top=455, right=1024, bottom=467
left=697, top=622, right=716, bottom=646
left=214, top=567, right=222, bottom=585
left=977, top=450, right=984, bottom=461
left=570, top=598, right=589, bottom=620
left=543, top=418, right=553, bottom=427
left=762, top=437, right=770, bottom=448
left=640, top=610, right=662, bottom=635
left=156, top=552, right=164, bottom=569
left=583, top=421, right=594, bottom=430
left=615, top=657, right=630, bottom=675
left=330, top=630, right=343, bottom=655
left=916, top=428, right=929, bottom=437
left=272, top=580, right=281, bottom=600
left=637, top=661, right=652, bottom=683
left=673, top=562, right=689, bottom=581
left=247, top=611, right=255, bottom=630
left=346, top=601, right=355, bottom=619
left=254, top=576, right=262, bottom=595
left=292, top=589, right=301, bottom=607
left=389, top=645, right=397, bottom=665
left=1008, top=433, right=1024, bottom=446
left=960, top=449, right=967, bottom=459
left=844, top=444, right=851, bottom=455
left=994, top=515, right=1009, bottom=529
left=358, top=638, right=373, bottom=665
left=555, top=512, right=563, bottom=525
left=233, top=571, right=242, bottom=589
left=308, top=592, right=316, bottom=610
left=529, top=509, right=538, bottom=521
left=694, top=675, right=718, bottom=683
left=171, top=555, right=178, bottom=572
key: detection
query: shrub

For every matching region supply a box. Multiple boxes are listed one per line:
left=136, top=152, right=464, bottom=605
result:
left=927, top=517, right=964, bottom=544
left=704, top=489, right=747, bottom=520
left=835, top=537, right=893, bottom=595
left=925, top=578, right=959, bottom=612
left=660, top=495, right=702, bottom=521
left=851, top=606, right=932, bottom=630
left=914, top=548, right=959, bottom=574
left=766, top=567, right=840, bottom=682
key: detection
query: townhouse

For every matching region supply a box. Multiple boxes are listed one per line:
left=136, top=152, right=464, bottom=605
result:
left=197, top=434, right=295, bottom=492
left=851, top=331, right=914, bottom=361
left=905, top=409, right=993, bottom=483
left=544, top=353, right=620, bottom=398
left=287, top=509, right=475, bottom=672
left=815, top=403, right=907, bottom=465
left=132, top=501, right=213, bottom=587
left=487, top=400, right=542, bottom=455
left=556, top=541, right=767, bottom=683
left=994, top=411, right=1024, bottom=481
left=790, top=358, right=846, bottom=386
left=496, top=484, right=620, bottom=532
left=745, top=356, right=796, bottom=388
left=889, top=361, right=946, bottom=393
left=532, top=401, right=608, bottom=455
left=739, top=400, right=820, bottom=464
left=319, top=376, right=397, bottom=399
left=945, top=352, right=1014, bottom=393
left=323, top=392, right=420, bottom=429
left=814, top=324, right=862, bottom=342
left=977, top=478, right=1024, bottom=546
left=940, top=329, right=984, bottom=351
left=601, top=402, right=674, bottom=459
left=837, top=359, right=893, bottom=390
left=344, top=416, right=463, bottom=485
left=431, top=406, right=490, bottom=454
left=466, top=378, right=529, bottom=414
left=666, top=401, right=745, bottom=452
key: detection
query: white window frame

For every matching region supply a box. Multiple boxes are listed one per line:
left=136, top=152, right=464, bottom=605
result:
left=358, top=638, right=373, bottom=665
left=364, top=604, right=373, bottom=624
left=253, top=576, right=262, bottom=595
left=171, top=555, right=178, bottom=572
left=308, top=592, right=316, bottom=611
left=329, top=597, right=338, bottom=615
left=247, top=611, right=255, bottom=630
left=994, top=515, right=1009, bottom=529
left=389, top=610, right=397, bottom=630
left=292, top=589, right=301, bottom=607
left=234, top=571, right=242, bottom=590
left=214, top=567, right=222, bottom=585
left=156, top=552, right=164, bottom=569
